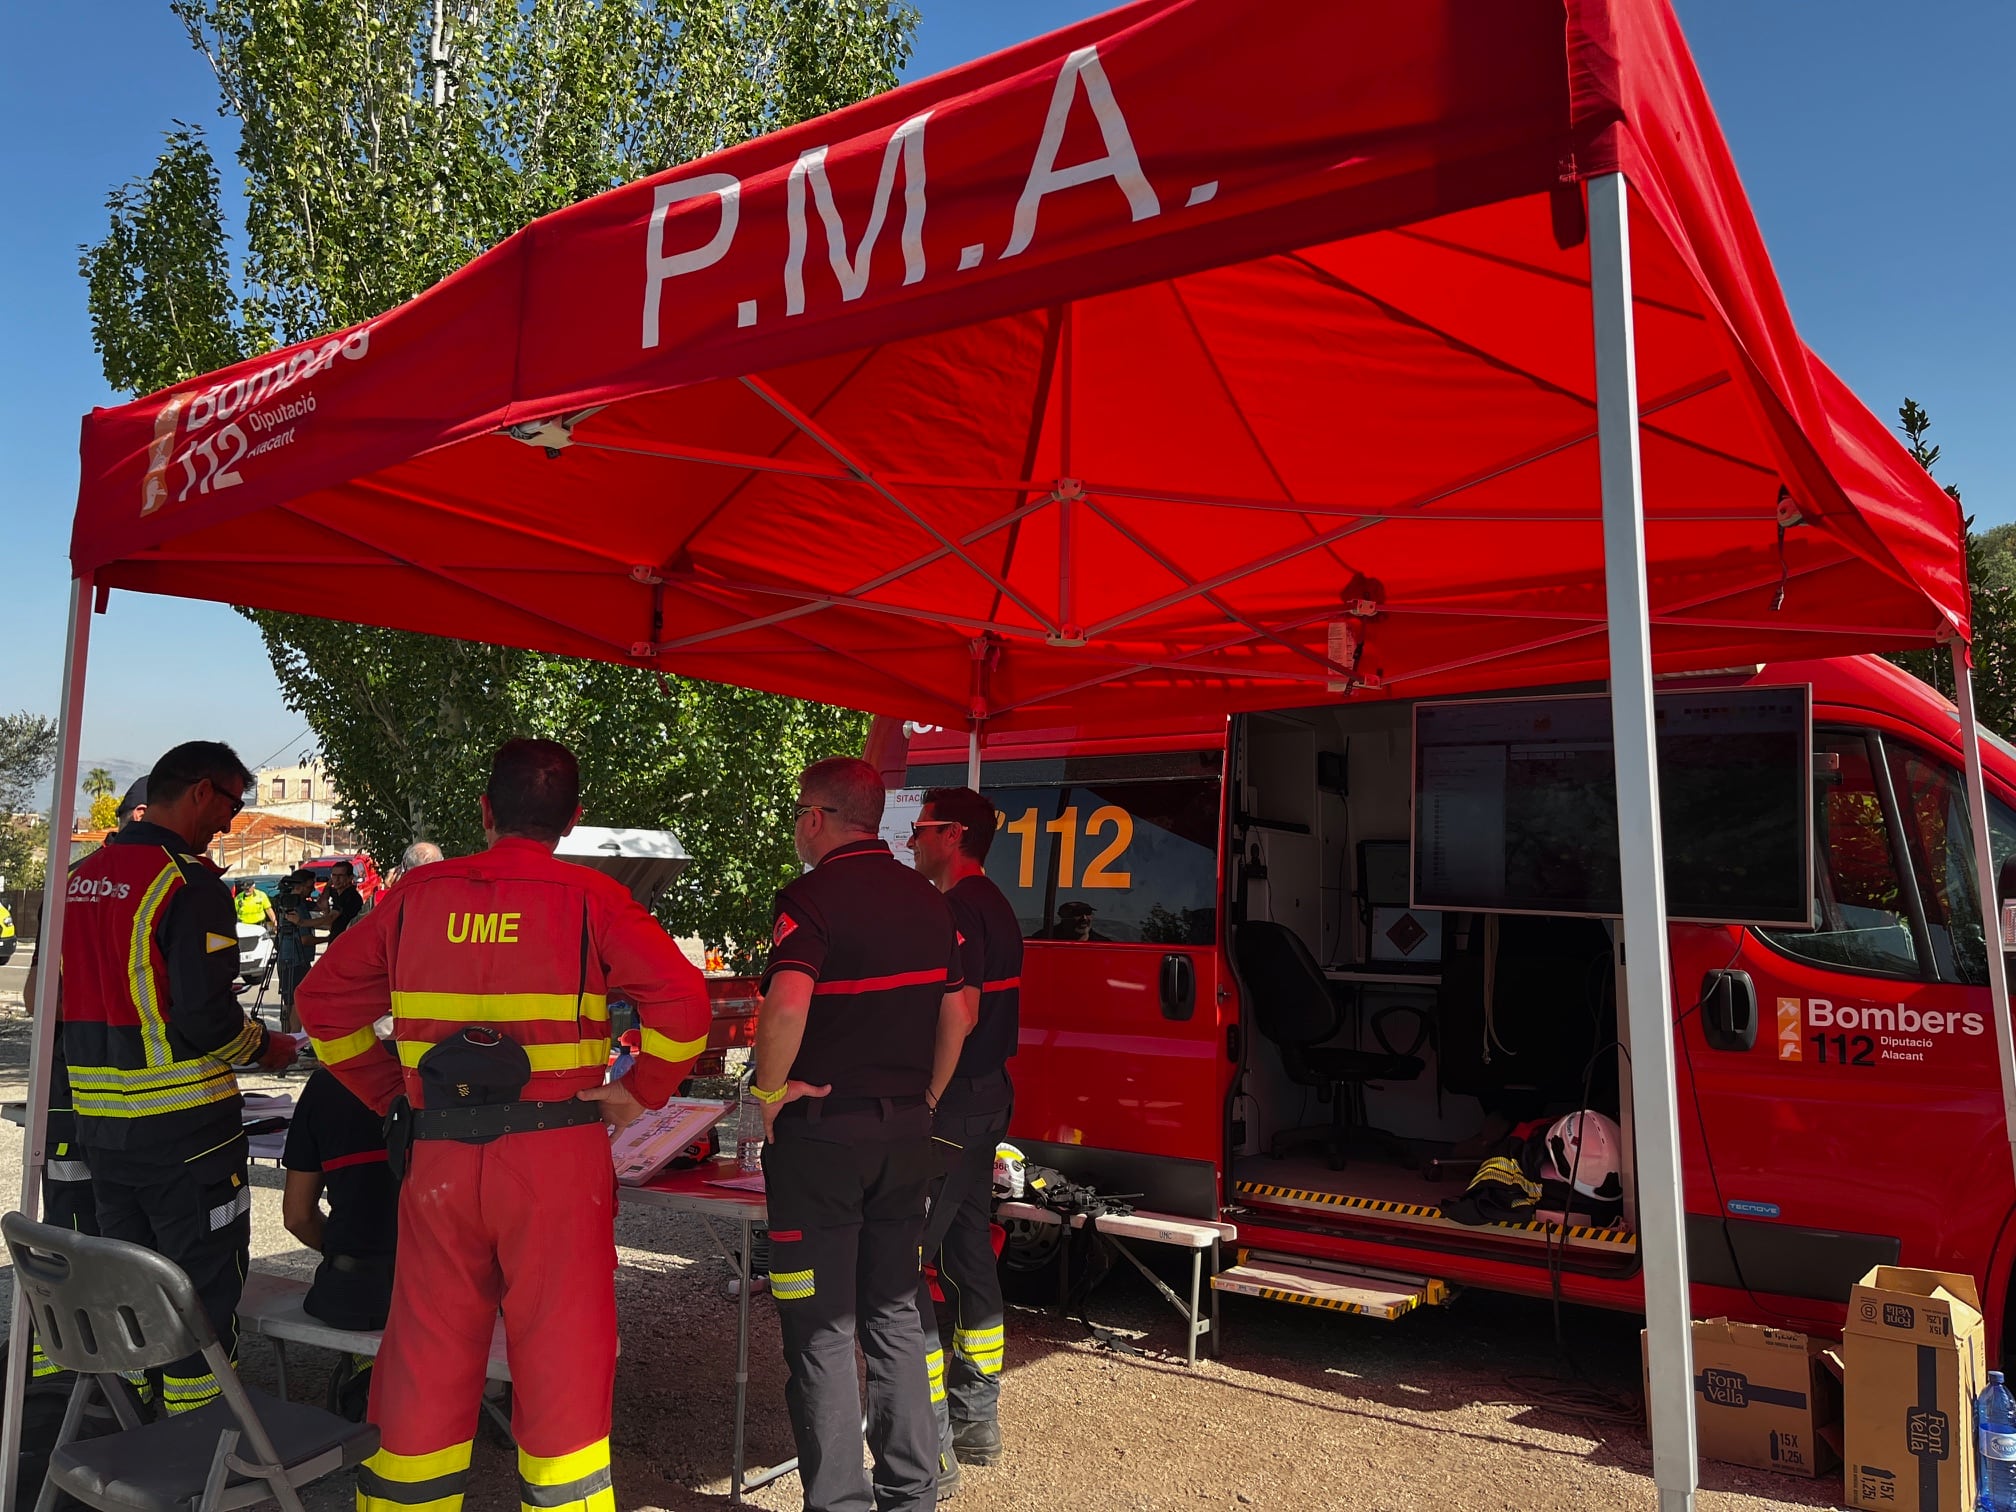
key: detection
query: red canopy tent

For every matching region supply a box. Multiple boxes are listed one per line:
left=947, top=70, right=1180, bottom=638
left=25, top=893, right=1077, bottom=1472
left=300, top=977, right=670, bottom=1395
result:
left=71, top=0, right=1965, bottom=721
left=23, top=3, right=2008, bottom=1507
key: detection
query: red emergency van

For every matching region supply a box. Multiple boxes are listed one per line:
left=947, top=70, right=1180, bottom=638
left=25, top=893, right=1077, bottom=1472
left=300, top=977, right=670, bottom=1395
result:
left=888, top=654, right=2016, bottom=1347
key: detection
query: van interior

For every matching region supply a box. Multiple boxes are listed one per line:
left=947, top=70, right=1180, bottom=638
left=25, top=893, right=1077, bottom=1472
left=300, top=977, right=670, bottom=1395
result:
left=1229, top=704, right=1636, bottom=1259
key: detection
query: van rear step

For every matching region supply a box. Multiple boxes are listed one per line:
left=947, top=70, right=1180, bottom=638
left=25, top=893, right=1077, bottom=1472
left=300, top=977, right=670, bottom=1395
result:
left=1210, top=1252, right=1450, bottom=1320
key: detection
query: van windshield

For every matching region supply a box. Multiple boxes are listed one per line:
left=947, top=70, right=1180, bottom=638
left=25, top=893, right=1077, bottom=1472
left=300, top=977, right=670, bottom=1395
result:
left=905, top=758, right=1222, bottom=944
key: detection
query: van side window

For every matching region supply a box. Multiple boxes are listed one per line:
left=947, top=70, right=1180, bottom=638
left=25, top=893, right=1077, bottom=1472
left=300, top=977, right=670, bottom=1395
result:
left=980, top=779, right=1221, bottom=945
left=1883, top=743, right=2016, bottom=986
left=1757, top=732, right=1918, bottom=978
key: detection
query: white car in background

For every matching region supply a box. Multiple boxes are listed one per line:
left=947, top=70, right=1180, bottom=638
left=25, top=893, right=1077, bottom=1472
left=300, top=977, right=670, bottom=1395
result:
left=237, top=921, right=276, bottom=986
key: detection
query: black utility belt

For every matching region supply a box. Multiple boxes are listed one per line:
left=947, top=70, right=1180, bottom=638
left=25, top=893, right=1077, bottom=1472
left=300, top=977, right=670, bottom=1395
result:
left=410, top=1099, right=603, bottom=1142
left=779, top=1093, right=926, bottom=1119
left=944, top=1068, right=1011, bottom=1091
left=329, top=1252, right=394, bottom=1277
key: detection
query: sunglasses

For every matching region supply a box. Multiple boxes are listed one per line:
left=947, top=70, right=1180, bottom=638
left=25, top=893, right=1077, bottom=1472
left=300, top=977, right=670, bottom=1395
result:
left=909, top=820, right=959, bottom=838
left=186, top=774, right=245, bottom=819
left=792, top=803, right=837, bottom=822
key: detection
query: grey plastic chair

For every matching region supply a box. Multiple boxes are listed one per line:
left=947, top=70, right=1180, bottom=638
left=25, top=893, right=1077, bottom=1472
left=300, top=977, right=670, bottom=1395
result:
left=2, top=1214, right=378, bottom=1512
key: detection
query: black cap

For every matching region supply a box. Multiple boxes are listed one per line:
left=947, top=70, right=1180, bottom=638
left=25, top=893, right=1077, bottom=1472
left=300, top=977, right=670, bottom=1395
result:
left=115, top=778, right=148, bottom=818
left=417, top=1027, right=531, bottom=1111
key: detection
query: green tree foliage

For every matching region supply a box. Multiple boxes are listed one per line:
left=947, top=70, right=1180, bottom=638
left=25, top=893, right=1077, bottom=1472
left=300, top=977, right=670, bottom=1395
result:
left=82, top=769, right=116, bottom=801
left=1886, top=399, right=2016, bottom=736
left=85, top=0, right=916, bottom=965
left=81, top=125, right=249, bottom=393
left=0, top=713, right=61, bottom=892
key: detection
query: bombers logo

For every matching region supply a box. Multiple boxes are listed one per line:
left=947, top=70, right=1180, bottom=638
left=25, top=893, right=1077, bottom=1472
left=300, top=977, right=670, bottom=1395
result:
left=1804, top=996, right=1985, bottom=1038
left=68, top=876, right=132, bottom=901
left=141, top=323, right=376, bottom=517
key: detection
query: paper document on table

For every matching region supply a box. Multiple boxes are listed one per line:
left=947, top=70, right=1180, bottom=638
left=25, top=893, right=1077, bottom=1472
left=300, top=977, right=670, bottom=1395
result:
left=704, top=1173, right=767, bottom=1193
left=611, top=1097, right=734, bottom=1186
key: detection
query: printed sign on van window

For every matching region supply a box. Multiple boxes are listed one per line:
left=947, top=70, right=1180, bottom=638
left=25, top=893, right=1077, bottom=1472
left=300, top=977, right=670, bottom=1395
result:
left=978, top=778, right=1220, bottom=945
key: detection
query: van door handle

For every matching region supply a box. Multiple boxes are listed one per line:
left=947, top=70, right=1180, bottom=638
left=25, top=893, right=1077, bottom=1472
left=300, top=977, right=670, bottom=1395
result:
left=1700, top=969, right=1758, bottom=1052
left=1160, top=954, right=1196, bottom=1021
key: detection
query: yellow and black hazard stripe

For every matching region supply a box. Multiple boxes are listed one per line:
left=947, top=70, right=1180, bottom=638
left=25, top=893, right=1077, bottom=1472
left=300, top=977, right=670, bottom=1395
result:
left=1212, top=1262, right=1450, bottom=1318
left=1232, top=1180, right=1637, bottom=1248
left=1245, top=1285, right=1423, bottom=1319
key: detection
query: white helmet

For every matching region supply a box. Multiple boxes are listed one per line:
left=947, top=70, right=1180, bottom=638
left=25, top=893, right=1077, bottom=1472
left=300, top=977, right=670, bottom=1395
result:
left=992, top=1142, right=1027, bottom=1201
left=1541, top=1111, right=1623, bottom=1202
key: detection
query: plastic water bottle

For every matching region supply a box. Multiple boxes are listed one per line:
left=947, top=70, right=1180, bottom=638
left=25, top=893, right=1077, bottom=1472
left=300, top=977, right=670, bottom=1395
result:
left=737, top=1079, right=765, bottom=1174
left=1979, top=1369, right=2016, bottom=1511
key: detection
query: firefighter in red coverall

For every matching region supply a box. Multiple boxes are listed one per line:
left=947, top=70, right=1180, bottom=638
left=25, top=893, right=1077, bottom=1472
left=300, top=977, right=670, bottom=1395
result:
left=298, top=740, right=710, bottom=1512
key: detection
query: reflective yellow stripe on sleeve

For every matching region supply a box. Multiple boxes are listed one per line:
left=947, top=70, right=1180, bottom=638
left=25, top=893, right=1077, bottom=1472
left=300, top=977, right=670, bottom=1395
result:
left=311, top=1024, right=381, bottom=1065
left=216, top=1018, right=264, bottom=1066
left=639, top=1026, right=707, bottom=1064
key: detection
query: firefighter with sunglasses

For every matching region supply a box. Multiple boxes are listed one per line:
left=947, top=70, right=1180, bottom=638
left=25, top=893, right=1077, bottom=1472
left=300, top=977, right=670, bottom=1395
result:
left=61, top=744, right=300, bottom=1413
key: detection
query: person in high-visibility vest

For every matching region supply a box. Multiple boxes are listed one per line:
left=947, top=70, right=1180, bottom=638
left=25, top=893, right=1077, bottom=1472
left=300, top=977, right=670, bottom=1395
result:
left=299, top=739, right=711, bottom=1512
left=234, top=879, right=276, bottom=932
left=61, top=746, right=302, bottom=1413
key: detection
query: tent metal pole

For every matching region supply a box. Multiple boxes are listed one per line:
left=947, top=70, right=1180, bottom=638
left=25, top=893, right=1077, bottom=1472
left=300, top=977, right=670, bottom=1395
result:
left=1950, top=643, right=2016, bottom=1181
left=1, top=574, right=94, bottom=1512
left=1589, top=172, right=1696, bottom=1512
left=967, top=730, right=982, bottom=791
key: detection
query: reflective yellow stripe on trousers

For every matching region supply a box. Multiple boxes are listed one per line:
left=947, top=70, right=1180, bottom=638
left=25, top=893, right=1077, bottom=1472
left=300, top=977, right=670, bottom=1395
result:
left=358, top=1439, right=473, bottom=1512
left=954, top=1324, right=1005, bottom=1374
left=518, top=1437, right=614, bottom=1512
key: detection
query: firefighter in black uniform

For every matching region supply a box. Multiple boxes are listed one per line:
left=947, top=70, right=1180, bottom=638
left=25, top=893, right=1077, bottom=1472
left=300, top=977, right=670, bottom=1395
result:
left=17, top=784, right=152, bottom=1394
left=906, top=787, right=1021, bottom=1484
left=61, top=744, right=300, bottom=1413
left=755, top=756, right=975, bottom=1512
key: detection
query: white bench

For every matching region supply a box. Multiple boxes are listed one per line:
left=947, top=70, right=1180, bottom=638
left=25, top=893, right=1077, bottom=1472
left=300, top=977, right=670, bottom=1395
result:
left=993, top=1202, right=1235, bottom=1365
left=237, top=1270, right=514, bottom=1438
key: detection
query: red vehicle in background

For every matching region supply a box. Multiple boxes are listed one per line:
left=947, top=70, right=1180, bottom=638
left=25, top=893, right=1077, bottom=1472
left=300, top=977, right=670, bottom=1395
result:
left=299, top=853, right=386, bottom=905
left=889, top=654, right=2016, bottom=1350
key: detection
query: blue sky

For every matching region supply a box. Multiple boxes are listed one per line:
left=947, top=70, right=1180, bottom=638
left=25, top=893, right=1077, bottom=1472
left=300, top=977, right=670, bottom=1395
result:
left=1, top=1, right=2009, bottom=796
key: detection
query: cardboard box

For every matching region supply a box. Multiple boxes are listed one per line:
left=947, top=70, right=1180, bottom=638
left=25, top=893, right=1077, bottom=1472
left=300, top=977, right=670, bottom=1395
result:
left=1640, top=1319, right=1838, bottom=1478
left=1842, top=1266, right=1987, bottom=1512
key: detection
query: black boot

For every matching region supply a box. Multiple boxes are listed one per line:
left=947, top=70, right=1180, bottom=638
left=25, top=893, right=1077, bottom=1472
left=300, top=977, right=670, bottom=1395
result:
left=936, top=1446, right=963, bottom=1500
left=951, top=1416, right=1003, bottom=1467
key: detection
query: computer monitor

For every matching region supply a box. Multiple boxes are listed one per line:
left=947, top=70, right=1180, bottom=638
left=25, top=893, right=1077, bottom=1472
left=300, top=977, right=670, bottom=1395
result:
left=1411, top=685, right=1812, bottom=927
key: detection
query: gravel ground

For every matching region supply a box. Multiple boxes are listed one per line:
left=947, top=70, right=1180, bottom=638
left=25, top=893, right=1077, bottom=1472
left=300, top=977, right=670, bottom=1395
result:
left=0, top=1000, right=1830, bottom=1512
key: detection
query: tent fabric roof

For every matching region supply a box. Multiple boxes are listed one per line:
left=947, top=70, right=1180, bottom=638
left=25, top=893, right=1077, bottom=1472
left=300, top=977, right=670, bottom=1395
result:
left=72, top=0, right=1967, bottom=732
